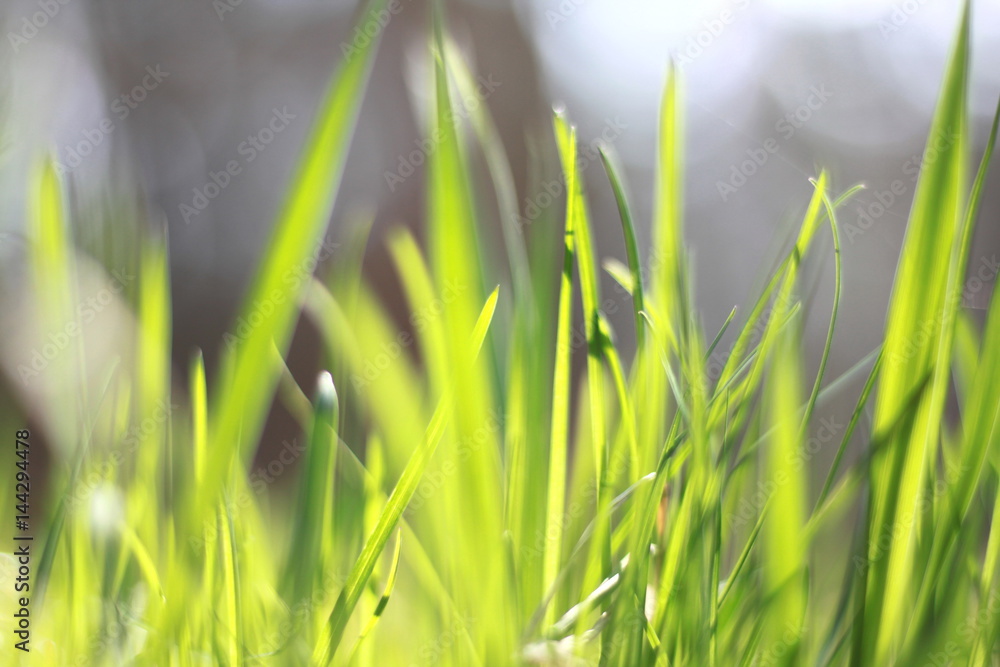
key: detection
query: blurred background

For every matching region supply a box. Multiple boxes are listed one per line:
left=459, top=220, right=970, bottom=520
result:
left=1, top=0, right=999, bottom=493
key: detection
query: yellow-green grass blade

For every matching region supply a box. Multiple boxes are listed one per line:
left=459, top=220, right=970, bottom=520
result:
left=542, top=115, right=577, bottom=625
left=445, top=40, right=547, bottom=614
left=318, top=286, right=499, bottom=663
left=898, top=95, right=1000, bottom=653
left=27, top=158, right=82, bottom=452
left=443, top=37, right=531, bottom=302
left=719, top=498, right=768, bottom=607
left=282, top=372, right=339, bottom=605
left=708, top=180, right=857, bottom=432
left=710, top=174, right=827, bottom=444
left=265, top=306, right=482, bottom=662
left=387, top=228, right=450, bottom=397
left=197, top=0, right=387, bottom=518
left=600, top=314, right=640, bottom=484
left=304, top=278, right=426, bottom=480
left=427, top=1, right=484, bottom=308
left=650, top=59, right=684, bottom=352
left=28, top=158, right=91, bottom=614
left=604, top=408, right=682, bottom=664
left=219, top=502, right=243, bottom=666
left=133, top=240, right=170, bottom=558
left=632, top=61, right=685, bottom=496
left=974, top=477, right=1000, bottom=662
left=427, top=10, right=508, bottom=655
left=346, top=530, right=402, bottom=663
left=799, top=190, right=845, bottom=436
left=554, top=111, right=610, bottom=585
left=945, top=97, right=1000, bottom=516
left=863, top=4, right=971, bottom=660
left=190, top=351, right=208, bottom=486
left=29, top=158, right=75, bottom=331
left=761, top=311, right=808, bottom=665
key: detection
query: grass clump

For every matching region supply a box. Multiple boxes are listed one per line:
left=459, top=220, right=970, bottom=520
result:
left=2, top=0, right=1000, bottom=664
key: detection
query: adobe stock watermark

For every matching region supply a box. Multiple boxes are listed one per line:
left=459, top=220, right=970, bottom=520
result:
left=727, top=415, right=843, bottom=528
left=54, top=65, right=170, bottom=175
left=544, top=0, right=590, bottom=29
left=675, top=0, right=751, bottom=67
left=179, top=106, right=296, bottom=224
left=16, top=267, right=135, bottom=385
left=383, top=74, right=502, bottom=192
left=407, top=410, right=504, bottom=512
left=844, top=128, right=959, bottom=244
left=512, top=115, right=628, bottom=229
left=221, top=235, right=340, bottom=349
left=878, top=0, right=930, bottom=38
left=212, top=0, right=245, bottom=21
left=716, top=84, right=833, bottom=202
left=340, top=0, right=413, bottom=61
left=350, top=278, right=467, bottom=390
left=7, top=0, right=73, bottom=52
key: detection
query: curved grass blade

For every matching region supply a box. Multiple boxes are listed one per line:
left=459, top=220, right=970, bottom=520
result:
left=599, top=144, right=646, bottom=348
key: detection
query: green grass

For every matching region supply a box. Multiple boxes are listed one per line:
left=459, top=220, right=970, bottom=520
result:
left=2, top=0, right=1000, bottom=664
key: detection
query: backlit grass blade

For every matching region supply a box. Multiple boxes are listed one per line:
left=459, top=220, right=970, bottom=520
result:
left=282, top=372, right=339, bottom=605
left=133, top=239, right=170, bottom=559
left=761, top=311, right=808, bottom=665
left=198, top=0, right=388, bottom=517
left=650, top=59, right=684, bottom=351
left=799, top=189, right=847, bottom=434
left=318, top=287, right=499, bottom=663
left=443, top=37, right=531, bottom=301
left=554, top=111, right=611, bottom=588
left=862, top=4, right=971, bottom=660
left=190, top=351, right=208, bottom=485
left=387, top=228, right=450, bottom=395
left=898, top=95, right=1000, bottom=656
left=427, top=11, right=508, bottom=657
left=709, top=174, right=827, bottom=444
left=542, top=114, right=577, bottom=625
left=600, top=314, right=640, bottom=484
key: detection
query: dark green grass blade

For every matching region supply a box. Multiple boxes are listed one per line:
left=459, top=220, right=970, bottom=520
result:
left=599, top=144, right=646, bottom=349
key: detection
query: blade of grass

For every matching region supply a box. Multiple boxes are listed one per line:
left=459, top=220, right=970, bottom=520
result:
left=318, top=287, right=499, bottom=663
